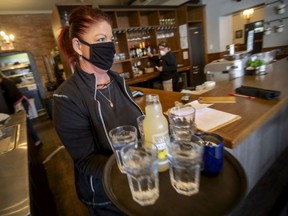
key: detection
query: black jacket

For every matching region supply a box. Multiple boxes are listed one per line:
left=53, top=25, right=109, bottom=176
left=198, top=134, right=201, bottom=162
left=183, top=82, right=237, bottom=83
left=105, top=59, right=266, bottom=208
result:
left=0, top=77, right=22, bottom=114
left=150, top=51, right=178, bottom=81
left=53, top=64, right=143, bottom=205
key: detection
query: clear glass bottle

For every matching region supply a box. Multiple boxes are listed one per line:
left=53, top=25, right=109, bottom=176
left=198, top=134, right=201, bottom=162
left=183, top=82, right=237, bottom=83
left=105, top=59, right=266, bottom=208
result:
left=143, top=94, right=169, bottom=172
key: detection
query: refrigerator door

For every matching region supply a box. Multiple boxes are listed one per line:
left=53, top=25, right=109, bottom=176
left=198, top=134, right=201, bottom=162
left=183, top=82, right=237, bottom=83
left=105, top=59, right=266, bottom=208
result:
left=188, top=24, right=206, bottom=87
left=0, top=51, right=45, bottom=116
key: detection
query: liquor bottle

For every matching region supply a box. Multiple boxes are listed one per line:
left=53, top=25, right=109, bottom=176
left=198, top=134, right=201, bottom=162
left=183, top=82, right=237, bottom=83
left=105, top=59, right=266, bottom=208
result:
left=130, top=45, right=136, bottom=58
left=146, top=42, right=151, bottom=54
left=143, top=94, right=170, bottom=172
left=142, top=42, right=147, bottom=56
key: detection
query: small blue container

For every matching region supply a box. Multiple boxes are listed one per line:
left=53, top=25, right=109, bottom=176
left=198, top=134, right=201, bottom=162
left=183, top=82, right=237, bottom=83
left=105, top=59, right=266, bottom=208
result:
left=196, top=132, right=224, bottom=175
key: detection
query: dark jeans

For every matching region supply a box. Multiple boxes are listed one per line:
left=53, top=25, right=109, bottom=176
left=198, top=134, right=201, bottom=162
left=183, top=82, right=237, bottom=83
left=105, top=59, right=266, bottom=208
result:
left=86, top=201, right=127, bottom=216
left=173, top=73, right=180, bottom=92
left=76, top=170, right=127, bottom=216
left=27, top=128, right=58, bottom=216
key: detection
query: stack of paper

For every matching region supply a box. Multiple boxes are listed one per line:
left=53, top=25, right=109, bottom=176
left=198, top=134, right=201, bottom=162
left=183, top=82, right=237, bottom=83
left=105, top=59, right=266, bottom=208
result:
left=195, top=107, right=241, bottom=132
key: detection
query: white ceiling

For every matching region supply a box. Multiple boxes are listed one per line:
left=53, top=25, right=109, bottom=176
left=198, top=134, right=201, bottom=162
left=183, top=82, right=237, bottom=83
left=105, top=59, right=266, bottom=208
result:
left=0, top=0, right=54, bottom=14
left=0, top=0, right=54, bottom=12
left=0, top=0, right=191, bottom=14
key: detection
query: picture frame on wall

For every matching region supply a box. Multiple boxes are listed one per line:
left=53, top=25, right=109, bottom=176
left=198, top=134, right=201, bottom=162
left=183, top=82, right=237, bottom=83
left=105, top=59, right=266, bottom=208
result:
left=235, top=30, right=243, bottom=39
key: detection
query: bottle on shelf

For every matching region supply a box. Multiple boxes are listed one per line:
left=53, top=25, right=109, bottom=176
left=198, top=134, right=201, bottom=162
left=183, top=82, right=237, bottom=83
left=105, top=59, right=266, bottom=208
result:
left=143, top=94, right=170, bottom=172
left=130, top=45, right=136, bottom=58
left=142, top=42, right=147, bottom=56
left=146, top=42, right=151, bottom=54
left=137, top=43, right=142, bottom=58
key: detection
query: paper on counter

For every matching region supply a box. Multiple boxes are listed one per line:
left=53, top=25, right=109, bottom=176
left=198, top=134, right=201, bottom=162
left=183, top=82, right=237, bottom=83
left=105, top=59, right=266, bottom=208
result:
left=195, top=108, right=241, bottom=132
left=164, top=100, right=211, bottom=116
left=187, top=100, right=213, bottom=110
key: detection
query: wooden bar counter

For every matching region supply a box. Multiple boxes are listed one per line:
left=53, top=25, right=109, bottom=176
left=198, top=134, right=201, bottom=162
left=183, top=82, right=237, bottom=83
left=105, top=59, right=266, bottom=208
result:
left=126, top=66, right=191, bottom=85
left=131, top=57, right=288, bottom=192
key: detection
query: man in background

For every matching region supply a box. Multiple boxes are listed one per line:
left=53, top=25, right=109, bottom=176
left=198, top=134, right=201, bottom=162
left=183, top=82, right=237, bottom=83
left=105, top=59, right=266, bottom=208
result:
left=148, top=41, right=179, bottom=91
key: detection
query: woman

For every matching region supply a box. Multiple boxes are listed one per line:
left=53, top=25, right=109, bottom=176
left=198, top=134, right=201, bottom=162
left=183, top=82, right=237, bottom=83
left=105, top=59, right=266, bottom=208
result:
left=53, top=6, right=143, bottom=216
left=148, top=41, right=179, bottom=91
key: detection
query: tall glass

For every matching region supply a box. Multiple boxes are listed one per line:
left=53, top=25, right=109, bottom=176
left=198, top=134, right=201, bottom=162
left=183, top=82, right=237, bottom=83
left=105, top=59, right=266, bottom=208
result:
left=167, top=136, right=203, bottom=196
left=168, top=105, right=196, bottom=141
left=109, top=125, right=137, bottom=173
left=121, top=143, right=159, bottom=206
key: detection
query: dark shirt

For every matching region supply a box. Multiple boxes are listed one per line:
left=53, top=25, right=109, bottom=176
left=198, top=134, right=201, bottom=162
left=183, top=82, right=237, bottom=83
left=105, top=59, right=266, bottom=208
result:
left=150, top=51, right=178, bottom=81
left=0, top=78, right=22, bottom=114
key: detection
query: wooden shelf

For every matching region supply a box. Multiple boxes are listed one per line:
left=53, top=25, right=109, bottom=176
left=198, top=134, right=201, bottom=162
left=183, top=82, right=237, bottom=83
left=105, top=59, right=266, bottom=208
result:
left=126, top=72, right=160, bottom=85
left=0, top=63, right=30, bottom=71
left=106, top=6, right=181, bottom=80
left=51, top=3, right=207, bottom=87
left=187, top=20, right=203, bottom=23
left=6, top=72, right=33, bottom=78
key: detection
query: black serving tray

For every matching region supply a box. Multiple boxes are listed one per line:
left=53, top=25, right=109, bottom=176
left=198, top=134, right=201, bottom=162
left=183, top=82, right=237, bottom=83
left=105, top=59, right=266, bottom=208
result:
left=103, top=151, right=247, bottom=216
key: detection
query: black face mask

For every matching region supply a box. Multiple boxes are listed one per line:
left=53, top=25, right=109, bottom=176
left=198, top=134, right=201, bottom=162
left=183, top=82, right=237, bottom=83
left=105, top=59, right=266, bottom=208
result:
left=78, top=38, right=115, bottom=70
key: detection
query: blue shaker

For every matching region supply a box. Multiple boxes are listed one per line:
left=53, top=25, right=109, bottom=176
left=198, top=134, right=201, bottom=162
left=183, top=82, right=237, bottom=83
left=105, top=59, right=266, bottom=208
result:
left=196, top=132, right=224, bottom=175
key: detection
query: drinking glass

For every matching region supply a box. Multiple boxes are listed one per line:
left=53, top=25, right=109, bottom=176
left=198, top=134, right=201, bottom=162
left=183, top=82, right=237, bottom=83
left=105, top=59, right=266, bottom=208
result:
left=168, top=105, right=197, bottom=140
left=170, top=124, right=194, bottom=141
left=109, top=125, right=137, bottom=173
left=121, top=143, right=159, bottom=206
left=167, top=136, right=203, bottom=196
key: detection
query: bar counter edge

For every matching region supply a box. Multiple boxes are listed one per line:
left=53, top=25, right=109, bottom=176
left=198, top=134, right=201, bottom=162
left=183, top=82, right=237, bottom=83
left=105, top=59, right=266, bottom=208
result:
left=131, top=57, right=288, bottom=193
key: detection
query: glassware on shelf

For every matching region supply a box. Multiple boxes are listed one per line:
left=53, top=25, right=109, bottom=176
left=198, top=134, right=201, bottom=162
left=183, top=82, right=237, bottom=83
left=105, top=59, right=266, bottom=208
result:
left=127, top=27, right=151, bottom=42
left=159, top=18, right=176, bottom=25
left=156, top=26, right=176, bottom=39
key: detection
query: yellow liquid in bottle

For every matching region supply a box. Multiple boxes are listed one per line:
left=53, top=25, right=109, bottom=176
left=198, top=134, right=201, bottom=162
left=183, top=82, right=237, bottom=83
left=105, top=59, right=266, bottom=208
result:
left=143, top=104, right=169, bottom=172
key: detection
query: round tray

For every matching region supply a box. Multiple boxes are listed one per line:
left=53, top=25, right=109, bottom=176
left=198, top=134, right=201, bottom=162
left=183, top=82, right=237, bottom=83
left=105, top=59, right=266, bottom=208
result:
left=103, top=151, right=247, bottom=216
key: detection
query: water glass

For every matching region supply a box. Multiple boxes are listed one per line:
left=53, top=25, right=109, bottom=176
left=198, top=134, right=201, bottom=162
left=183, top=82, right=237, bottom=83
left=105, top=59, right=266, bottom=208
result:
left=109, top=125, right=137, bottom=173
left=170, top=124, right=195, bottom=141
left=168, top=105, right=197, bottom=140
left=167, top=136, right=203, bottom=196
left=121, top=143, right=159, bottom=206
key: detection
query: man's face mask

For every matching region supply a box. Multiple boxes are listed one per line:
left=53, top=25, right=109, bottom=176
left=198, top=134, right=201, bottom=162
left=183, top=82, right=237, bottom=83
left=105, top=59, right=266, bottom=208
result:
left=78, top=38, right=115, bottom=70
left=160, top=50, right=166, bottom=56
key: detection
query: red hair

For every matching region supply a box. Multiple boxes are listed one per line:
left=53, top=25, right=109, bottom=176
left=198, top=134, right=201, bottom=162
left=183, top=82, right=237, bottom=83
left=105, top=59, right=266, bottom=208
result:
left=57, top=6, right=113, bottom=65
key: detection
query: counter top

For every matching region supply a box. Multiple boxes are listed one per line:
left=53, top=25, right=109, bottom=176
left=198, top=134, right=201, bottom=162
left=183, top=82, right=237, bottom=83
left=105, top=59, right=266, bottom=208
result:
left=0, top=110, right=30, bottom=215
left=126, top=66, right=191, bottom=85
left=131, top=57, right=288, bottom=149
left=126, top=71, right=160, bottom=85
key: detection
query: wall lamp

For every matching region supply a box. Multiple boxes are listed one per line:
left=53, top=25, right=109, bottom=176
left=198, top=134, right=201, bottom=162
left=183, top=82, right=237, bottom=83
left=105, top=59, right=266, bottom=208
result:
left=242, top=8, right=254, bottom=22
left=0, top=31, right=15, bottom=51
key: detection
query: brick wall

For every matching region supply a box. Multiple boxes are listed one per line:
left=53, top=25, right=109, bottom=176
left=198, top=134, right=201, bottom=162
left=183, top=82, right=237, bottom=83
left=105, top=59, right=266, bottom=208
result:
left=0, top=13, right=57, bottom=97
